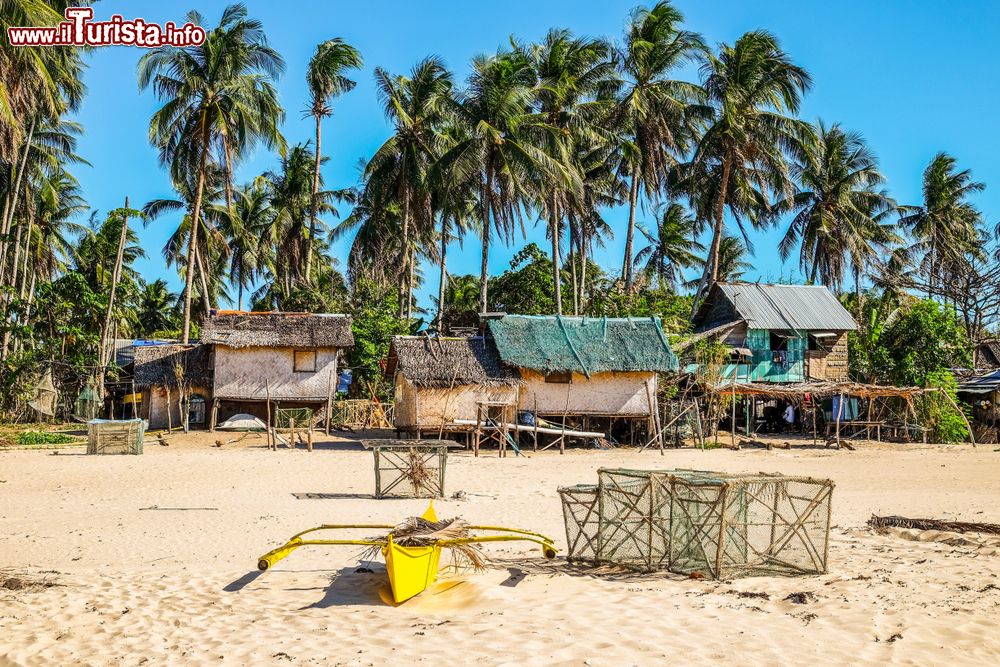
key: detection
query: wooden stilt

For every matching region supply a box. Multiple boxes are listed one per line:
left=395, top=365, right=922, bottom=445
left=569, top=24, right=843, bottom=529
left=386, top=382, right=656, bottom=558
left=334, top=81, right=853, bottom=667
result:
left=325, top=371, right=334, bottom=436
left=533, top=396, right=539, bottom=452
left=209, top=398, right=219, bottom=432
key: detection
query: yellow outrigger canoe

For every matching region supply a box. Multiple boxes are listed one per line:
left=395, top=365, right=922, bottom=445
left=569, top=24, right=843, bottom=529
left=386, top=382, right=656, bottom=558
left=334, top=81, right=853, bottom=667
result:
left=257, top=503, right=557, bottom=604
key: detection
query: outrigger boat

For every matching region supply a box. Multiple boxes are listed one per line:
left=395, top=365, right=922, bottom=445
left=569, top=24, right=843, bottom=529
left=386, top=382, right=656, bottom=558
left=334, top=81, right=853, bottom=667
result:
left=257, top=503, right=557, bottom=604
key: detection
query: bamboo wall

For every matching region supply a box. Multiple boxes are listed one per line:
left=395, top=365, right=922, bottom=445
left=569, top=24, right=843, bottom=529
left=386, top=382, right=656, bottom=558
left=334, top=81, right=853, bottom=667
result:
left=145, top=384, right=212, bottom=429
left=212, top=346, right=339, bottom=400
left=393, top=375, right=518, bottom=428
left=517, top=369, right=657, bottom=417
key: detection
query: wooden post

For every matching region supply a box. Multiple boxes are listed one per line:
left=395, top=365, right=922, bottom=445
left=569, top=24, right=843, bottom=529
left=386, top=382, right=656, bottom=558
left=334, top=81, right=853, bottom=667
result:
left=289, top=417, right=296, bottom=450
left=730, top=381, right=737, bottom=449
left=209, top=398, right=219, bottom=432
left=265, top=378, right=273, bottom=450
left=532, top=395, right=539, bottom=452
left=473, top=404, right=481, bottom=457
left=834, top=393, right=844, bottom=449
left=307, top=423, right=313, bottom=452
left=165, top=386, right=173, bottom=432
left=811, top=395, right=817, bottom=446
left=325, top=371, right=334, bottom=436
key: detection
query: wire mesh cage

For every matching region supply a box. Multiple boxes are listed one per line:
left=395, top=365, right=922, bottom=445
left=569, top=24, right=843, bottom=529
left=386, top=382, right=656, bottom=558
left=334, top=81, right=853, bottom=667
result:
left=557, top=485, right=600, bottom=563
left=87, top=419, right=145, bottom=455
left=560, top=468, right=834, bottom=579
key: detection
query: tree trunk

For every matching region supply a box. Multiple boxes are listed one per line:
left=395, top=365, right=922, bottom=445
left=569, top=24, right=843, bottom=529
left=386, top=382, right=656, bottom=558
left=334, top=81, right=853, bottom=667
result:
left=437, top=216, right=448, bottom=331
left=705, top=151, right=733, bottom=288
left=621, top=173, right=639, bottom=289
left=193, top=240, right=212, bottom=317
left=550, top=193, right=562, bottom=316
left=97, top=197, right=131, bottom=395
left=405, top=246, right=415, bottom=321
left=307, top=114, right=322, bottom=283
left=398, top=184, right=411, bottom=318
left=479, top=167, right=493, bottom=315
left=17, top=210, right=33, bottom=300
left=181, top=118, right=210, bottom=344
left=0, top=117, right=35, bottom=281
left=579, top=230, right=589, bottom=313
left=569, top=221, right=579, bottom=316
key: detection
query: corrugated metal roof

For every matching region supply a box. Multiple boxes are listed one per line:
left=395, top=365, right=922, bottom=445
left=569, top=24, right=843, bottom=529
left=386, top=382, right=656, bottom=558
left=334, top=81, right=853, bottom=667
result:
left=713, top=283, right=857, bottom=331
left=958, top=369, right=1000, bottom=393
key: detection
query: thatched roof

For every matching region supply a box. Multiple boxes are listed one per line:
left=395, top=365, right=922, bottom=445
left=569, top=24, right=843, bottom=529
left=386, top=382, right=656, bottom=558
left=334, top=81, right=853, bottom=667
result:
left=386, top=336, right=520, bottom=388
left=486, top=315, right=679, bottom=377
left=133, top=344, right=213, bottom=388
left=201, top=312, right=353, bottom=349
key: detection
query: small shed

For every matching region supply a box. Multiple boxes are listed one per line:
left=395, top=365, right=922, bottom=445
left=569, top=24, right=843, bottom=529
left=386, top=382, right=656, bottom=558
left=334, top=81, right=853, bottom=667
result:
left=133, top=343, right=213, bottom=430
left=486, top=315, right=679, bottom=426
left=386, top=336, right=520, bottom=435
left=201, top=312, right=354, bottom=428
left=692, top=283, right=857, bottom=383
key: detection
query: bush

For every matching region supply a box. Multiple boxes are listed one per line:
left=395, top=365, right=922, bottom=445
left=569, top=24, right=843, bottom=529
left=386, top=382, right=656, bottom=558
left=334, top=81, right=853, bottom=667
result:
left=15, top=431, right=76, bottom=446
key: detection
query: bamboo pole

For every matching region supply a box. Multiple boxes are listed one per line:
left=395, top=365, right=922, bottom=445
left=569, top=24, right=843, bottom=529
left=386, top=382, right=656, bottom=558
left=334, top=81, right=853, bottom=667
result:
left=834, top=393, right=844, bottom=449
left=325, top=370, right=334, bottom=436
left=532, top=395, right=539, bottom=452
left=265, top=378, right=273, bottom=450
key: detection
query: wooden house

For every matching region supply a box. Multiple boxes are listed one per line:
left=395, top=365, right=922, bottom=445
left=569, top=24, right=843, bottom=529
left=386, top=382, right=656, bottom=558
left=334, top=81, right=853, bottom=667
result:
left=200, top=312, right=354, bottom=428
left=133, top=343, right=213, bottom=429
left=387, top=315, right=679, bottom=445
left=133, top=312, right=354, bottom=429
left=386, top=336, right=521, bottom=436
left=692, top=283, right=857, bottom=383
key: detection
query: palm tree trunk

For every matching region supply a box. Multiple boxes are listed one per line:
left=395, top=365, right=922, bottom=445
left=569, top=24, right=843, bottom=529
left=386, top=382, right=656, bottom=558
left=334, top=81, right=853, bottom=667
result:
left=97, top=198, right=131, bottom=395
left=437, top=217, right=448, bottom=331
left=398, top=187, right=411, bottom=318
left=568, top=221, right=578, bottom=316
left=550, top=194, right=562, bottom=316
left=579, top=231, right=589, bottom=313
left=479, top=168, right=493, bottom=315
left=622, top=173, right=639, bottom=289
left=18, top=212, right=33, bottom=300
left=193, top=240, right=212, bottom=317
left=405, top=246, right=415, bottom=321
left=8, top=205, right=24, bottom=298
left=0, top=117, right=35, bottom=281
left=307, top=114, right=322, bottom=284
left=181, top=119, right=210, bottom=344
left=706, top=151, right=733, bottom=288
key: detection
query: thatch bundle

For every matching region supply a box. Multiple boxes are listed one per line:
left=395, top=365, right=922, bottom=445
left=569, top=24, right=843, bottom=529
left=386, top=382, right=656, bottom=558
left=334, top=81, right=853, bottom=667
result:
left=202, top=312, right=354, bottom=349
left=363, top=515, right=488, bottom=571
left=868, top=515, right=1000, bottom=536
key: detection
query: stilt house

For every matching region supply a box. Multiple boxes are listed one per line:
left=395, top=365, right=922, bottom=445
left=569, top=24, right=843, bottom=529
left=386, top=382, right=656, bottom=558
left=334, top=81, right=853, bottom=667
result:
left=133, top=312, right=354, bottom=429
left=691, top=283, right=857, bottom=383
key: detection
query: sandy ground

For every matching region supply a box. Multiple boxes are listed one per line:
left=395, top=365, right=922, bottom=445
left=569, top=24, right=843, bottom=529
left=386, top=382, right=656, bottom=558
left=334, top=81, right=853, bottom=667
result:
left=1, top=429, right=999, bottom=666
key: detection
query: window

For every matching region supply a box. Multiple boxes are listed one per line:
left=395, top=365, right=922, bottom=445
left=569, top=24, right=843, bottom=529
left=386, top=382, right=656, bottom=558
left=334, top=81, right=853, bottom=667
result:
left=293, top=349, right=317, bottom=373
left=544, top=371, right=572, bottom=384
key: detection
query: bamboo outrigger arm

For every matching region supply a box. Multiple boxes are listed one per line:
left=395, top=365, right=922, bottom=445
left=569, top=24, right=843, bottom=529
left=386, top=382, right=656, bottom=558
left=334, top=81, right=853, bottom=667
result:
left=257, top=523, right=558, bottom=571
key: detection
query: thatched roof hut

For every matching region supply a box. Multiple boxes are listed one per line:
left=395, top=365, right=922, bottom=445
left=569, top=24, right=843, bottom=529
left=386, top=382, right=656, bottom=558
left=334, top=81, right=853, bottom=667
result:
left=386, top=336, right=520, bottom=388
left=202, top=312, right=354, bottom=349
left=133, top=344, right=212, bottom=389
left=486, top=315, right=678, bottom=377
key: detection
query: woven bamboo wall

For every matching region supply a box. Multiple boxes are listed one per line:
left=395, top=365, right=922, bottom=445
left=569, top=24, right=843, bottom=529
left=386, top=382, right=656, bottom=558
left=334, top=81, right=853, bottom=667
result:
left=146, top=384, right=211, bottom=429
left=806, top=332, right=850, bottom=382
left=517, top=369, right=656, bottom=417
left=394, top=375, right=518, bottom=428
left=213, top=346, right=338, bottom=400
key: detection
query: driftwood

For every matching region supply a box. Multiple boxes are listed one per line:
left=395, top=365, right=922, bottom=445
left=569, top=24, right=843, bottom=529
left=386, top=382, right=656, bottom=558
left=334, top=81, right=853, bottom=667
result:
left=868, top=515, right=1000, bottom=536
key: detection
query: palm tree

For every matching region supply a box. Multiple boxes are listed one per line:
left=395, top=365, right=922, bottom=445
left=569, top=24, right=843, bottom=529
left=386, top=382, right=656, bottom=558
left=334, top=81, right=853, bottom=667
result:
left=138, top=3, right=285, bottom=342
left=519, top=29, right=617, bottom=314
left=779, top=121, right=898, bottom=292
left=264, top=143, right=340, bottom=303
left=207, top=177, right=272, bottom=309
left=634, top=202, right=703, bottom=290
left=135, top=279, right=178, bottom=336
left=305, top=38, right=362, bottom=283
left=614, top=1, right=706, bottom=289
left=366, top=57, right=454, bottom=317
left=438, top=50, right=557, bottom=313
left=899, top=152, right=984, bottom=293
left=693, top=30, right=812, bottom=294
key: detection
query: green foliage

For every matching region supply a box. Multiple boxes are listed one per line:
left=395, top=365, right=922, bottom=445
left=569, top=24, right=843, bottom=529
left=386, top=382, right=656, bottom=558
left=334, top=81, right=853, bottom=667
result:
left=916, top=371, right=969, bottom=443
left=346, top=280, right=409, bottom=399
left=16, top=431, right=75, bottom=446
left=489, top=243, right=559, bottom=315
left=586, top=284, right=693, bottom=333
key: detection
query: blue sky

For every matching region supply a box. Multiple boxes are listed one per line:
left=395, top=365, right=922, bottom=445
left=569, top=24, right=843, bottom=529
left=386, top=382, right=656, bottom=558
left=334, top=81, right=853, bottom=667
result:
left=68, top=0, right=1000, bottom=311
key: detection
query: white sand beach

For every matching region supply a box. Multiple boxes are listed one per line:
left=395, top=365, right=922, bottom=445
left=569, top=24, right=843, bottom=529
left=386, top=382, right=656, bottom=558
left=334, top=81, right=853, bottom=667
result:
left=1, top=433, right=999, bottom=666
